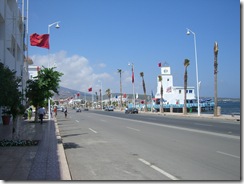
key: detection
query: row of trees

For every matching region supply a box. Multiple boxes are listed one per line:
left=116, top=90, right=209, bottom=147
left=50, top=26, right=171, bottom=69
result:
left=25, top=67, right=63, bottom=121
left=0, top=63, right=63, bottom=124
left=0, top=63, right=24, bottom=122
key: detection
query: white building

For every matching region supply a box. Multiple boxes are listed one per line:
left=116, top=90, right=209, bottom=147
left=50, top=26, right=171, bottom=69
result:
left=155, top=63, right=196, bottom=105
left=28, top=65, right=40, bottom=79
left=0, top=0, right=30, bottom=104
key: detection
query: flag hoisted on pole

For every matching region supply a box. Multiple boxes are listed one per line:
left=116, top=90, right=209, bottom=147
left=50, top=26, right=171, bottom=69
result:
left=158, top=62, right=162, bottom=67
left=88, top=87, right=92, bottom=92
left=30, top=33, right=50, bottom=49
left=132, top=66, right=134, bottom=83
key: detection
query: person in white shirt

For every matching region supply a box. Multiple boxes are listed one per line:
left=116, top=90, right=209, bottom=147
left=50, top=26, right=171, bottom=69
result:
left=38, top=107, right=45, bottom=124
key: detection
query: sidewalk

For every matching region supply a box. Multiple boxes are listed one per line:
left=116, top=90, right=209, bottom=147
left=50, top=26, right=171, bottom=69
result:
left=0, top=116, right=71, bottom=181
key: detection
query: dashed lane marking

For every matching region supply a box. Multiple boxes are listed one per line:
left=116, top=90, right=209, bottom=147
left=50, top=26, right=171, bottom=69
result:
left=138, top=158, right=179, bottom=180
left=216, top=151, right=240, bottom=159
left=89, top=128, right=97, bottom=133
left=126, top=127, right=140, bottom=132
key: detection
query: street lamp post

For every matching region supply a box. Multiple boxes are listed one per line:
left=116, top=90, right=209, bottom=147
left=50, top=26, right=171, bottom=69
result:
left=186, top=28, right=200, bottom=116
left=48, top=21, right=60, bottom=68
left=98, top=80, right=103, bottom=110
left=128, top=63, right=135, bottom=107
left=47, top=21, right=60, bottom=120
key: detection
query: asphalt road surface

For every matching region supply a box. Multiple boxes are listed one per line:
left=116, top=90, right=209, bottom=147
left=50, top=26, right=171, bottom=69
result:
left=57, top=108, right=240, bottom=181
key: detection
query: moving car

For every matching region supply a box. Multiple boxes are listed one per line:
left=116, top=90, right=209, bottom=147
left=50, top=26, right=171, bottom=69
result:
left=125, top=107, right=138, bottom=114
left=105, top=106, right=114, bottom=111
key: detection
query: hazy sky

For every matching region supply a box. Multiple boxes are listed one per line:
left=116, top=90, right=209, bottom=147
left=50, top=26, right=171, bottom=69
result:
left=27, top=0, right=240, bottom=98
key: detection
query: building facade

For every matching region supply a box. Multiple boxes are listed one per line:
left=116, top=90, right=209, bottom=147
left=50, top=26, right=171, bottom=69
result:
left=155, top=63, right=196, bottom=105
left=0, top=0, right=30, bottom=121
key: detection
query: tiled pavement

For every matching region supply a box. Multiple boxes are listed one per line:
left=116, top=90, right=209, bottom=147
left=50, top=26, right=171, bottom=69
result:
left=0, top=115, right=71, bottom=181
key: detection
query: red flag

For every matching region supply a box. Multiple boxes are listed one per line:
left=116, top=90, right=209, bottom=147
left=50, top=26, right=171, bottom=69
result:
left=158, top=62, right=162, bottom=67
left=132, top=67, right=134, bottom=83
left=88, top=87, right=92, bottom=92
left=30, top=33, right=50, bottom=49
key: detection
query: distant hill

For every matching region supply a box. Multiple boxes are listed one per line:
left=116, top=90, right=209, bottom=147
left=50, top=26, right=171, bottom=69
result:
left=53, top=86, right=149, bottom=101
left=53, top=86, right=92, bottom=100
left=54, top=86, right=238, bottom=102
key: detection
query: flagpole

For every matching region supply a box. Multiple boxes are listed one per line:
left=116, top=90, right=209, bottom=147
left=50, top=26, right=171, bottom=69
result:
left=128, top=63, right=135, bottom=108
left=92, top=92, right=94, bottom=109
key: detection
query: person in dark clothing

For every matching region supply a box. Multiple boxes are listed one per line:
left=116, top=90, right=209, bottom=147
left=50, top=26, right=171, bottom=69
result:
left=64, top=107, right=67, bottom=118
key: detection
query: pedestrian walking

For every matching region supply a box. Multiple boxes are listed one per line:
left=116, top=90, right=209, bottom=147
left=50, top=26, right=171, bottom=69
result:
left=54, top=106, right=57, bottom=117
left=28, top=107, right=32, bottom=120
left=38, top=106, right=45, bottom=124
left=64, top=107, right=67, bottom=118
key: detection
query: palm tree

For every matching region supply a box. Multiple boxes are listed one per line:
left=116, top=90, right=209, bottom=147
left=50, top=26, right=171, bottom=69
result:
left=106, top=88, right=111, bottom=105
left=158, top=75, right=164, bottom=113
left=140, top=72, right=147, bottom=112
left=99, top=89, right=102, bottom=109
left=183, top=59, right=190, bottom=115
left=117, top=69, right=123, bottom=110
left=214, top=42, right=219, bottom=116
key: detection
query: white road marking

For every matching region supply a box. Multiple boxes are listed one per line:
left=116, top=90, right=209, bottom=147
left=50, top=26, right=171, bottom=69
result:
left=89, top=128, right=97, bottom=133
left=194, top=123, right=212, bottom=127
left=138, top=158, right=179, bottom=180
left=75, top=120, right=79, bottom=123
left=126, top=127, right=140, bottom=132
left=100, top=119, right=106, bottom=122
left=216, top=151, right=240, bottom=159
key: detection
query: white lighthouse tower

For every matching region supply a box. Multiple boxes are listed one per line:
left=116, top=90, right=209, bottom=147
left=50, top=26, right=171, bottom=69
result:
left=155, top=62, right=196, bottom=105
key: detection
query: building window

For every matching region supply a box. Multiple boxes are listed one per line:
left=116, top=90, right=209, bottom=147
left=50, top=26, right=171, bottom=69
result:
left=179, top=90, right=181, bottom=94
left=189, top=90, right=193, bottom=93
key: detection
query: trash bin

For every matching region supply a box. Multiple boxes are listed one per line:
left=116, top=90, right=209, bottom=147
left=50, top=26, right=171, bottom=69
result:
left=217, top=106, right=221, bottom=116
left=189, top=108, right=192, bottom=113
left=170, top=106, right=173, bottom=113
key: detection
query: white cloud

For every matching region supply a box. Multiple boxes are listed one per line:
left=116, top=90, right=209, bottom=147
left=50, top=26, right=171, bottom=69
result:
left=30, top=51, right=113, bottom=92
left=98, top=63, right=106, bottom=68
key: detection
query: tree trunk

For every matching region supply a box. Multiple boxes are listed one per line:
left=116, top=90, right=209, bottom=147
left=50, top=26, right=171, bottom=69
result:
left=160, top=82, right=164, bottom=113
left=214, top=42, right=218, bottom=116
left=183, top=70, right=187, bottom=115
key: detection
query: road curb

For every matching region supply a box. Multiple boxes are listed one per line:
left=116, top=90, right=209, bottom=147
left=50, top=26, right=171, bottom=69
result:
left=54, top=119, right=72, bottom=180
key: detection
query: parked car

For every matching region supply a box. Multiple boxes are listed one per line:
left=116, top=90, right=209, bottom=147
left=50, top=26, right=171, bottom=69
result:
left=57, top=106, right=64, bottom=112
left=105, top=106, right=114, bottom=111
left=76, top=108, right=82, bottom=112
left=108, top=106, right=114, bottom=111
left=125, top=107, right=138, bottom=114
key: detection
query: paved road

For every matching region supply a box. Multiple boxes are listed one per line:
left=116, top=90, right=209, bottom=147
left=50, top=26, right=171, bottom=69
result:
left=57, top=109, right=240, bottom=180
left=95, top=110, right=240, bottom=136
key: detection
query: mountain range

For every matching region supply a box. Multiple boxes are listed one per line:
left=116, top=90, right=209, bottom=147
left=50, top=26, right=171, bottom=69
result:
left=53, top=86, right=149, bottom=101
